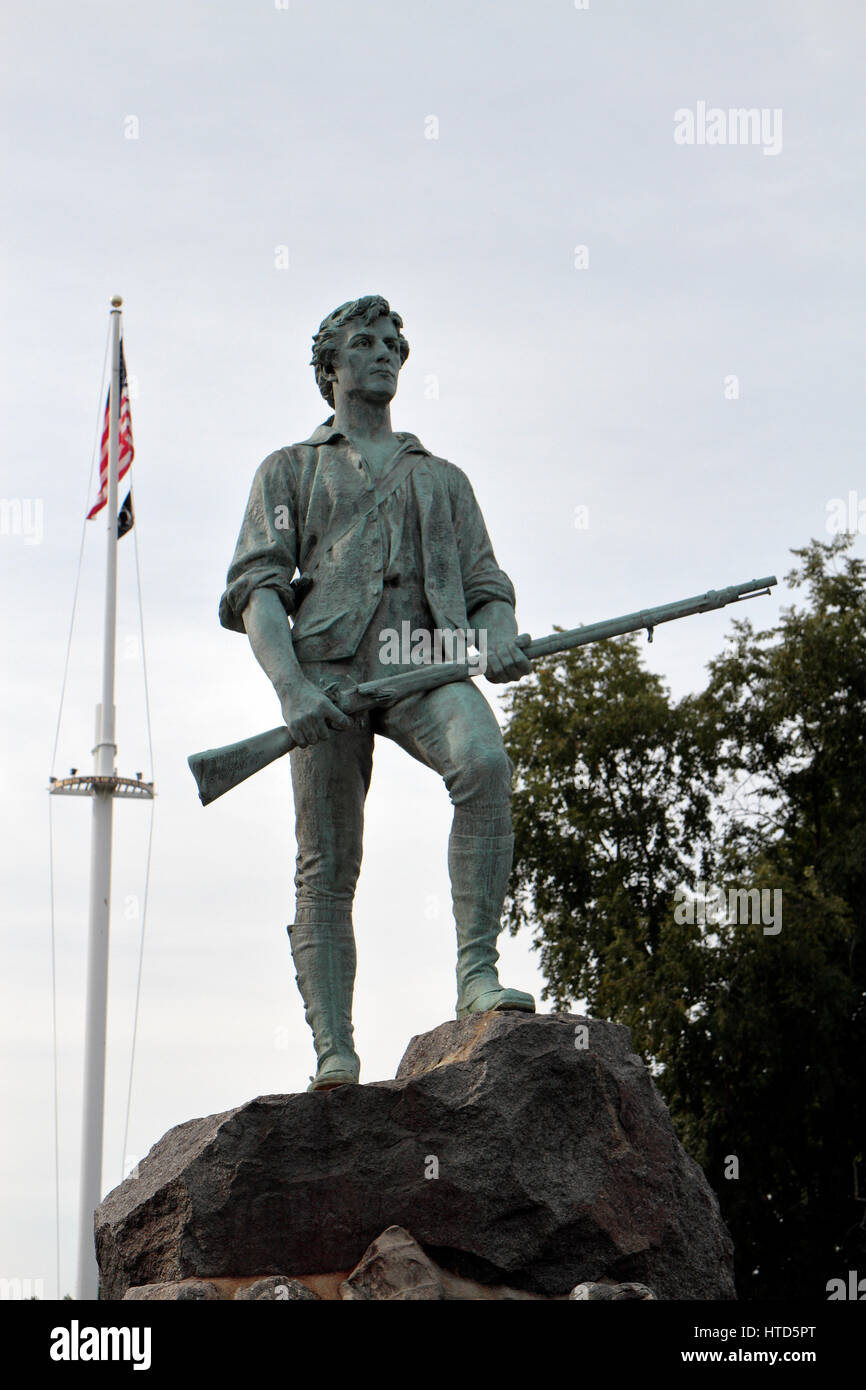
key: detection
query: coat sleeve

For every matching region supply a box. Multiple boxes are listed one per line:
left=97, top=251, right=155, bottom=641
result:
left=218, top=449, right=299, bottom=633
left=446, top=463, right=517, bottom=616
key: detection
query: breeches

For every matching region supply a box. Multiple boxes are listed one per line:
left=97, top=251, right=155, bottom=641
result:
left=289, top=678, right=514, bottom=924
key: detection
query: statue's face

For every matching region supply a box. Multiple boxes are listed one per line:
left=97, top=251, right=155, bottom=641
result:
left=328, top=315, right=403, bottom=404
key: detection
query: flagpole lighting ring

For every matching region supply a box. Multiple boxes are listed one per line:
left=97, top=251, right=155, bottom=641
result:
left=48, top=772, right=154, bottom=799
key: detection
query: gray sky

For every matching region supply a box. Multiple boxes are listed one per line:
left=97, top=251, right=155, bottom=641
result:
left=1, top=0, right=864, bottom=1298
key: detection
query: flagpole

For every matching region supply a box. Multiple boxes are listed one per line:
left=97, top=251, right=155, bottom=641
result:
left=75, top=295, right=122, bottom=1301
left=49, top=296, right=153, bottom=1298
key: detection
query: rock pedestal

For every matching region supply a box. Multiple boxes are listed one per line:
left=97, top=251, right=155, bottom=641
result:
left=96, top=1013, right=735, bottom=1300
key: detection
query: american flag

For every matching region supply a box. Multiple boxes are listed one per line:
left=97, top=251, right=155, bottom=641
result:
left=87, top=339, right=135, bottom=531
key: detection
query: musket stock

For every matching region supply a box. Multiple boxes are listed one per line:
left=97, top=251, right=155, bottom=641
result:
left=188, top=726, right=293, bottom=806
left=188, top=574, right=776, bottom=805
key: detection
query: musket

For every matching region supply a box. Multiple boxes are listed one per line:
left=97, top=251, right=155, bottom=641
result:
left=188, top=574, right=776, bottom=806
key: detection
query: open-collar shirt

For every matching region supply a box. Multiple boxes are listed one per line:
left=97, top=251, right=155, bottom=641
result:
left=219, top=417, right=517, bottom=663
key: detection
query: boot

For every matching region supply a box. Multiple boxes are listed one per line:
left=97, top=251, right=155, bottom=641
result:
left=448, top=806, right=535, bottom=1019
left=286, top=921, right=361, bottom=1092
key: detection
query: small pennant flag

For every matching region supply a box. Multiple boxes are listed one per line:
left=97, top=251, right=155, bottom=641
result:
left=117, top=489, right=134, bottom=539
left=87, top=340, right=135, bottom=534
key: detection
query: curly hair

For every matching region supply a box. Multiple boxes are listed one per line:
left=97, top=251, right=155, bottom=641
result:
left=310, top=295, right=410, bottom=407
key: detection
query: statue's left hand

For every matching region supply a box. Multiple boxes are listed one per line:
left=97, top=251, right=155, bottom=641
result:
left=484, top=635, right=532, bottom=683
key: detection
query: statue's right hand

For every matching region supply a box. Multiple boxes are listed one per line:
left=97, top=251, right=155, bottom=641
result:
left=280, top=680, right=352, bottom=748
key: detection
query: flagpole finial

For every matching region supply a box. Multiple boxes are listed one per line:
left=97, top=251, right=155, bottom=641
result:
left=111, top=295, right=123, bottom=308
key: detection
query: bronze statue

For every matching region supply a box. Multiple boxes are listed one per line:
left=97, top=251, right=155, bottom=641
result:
left=219, top=295, right=536, bottom=1090
left=207, top=294, right=778, bottom=1094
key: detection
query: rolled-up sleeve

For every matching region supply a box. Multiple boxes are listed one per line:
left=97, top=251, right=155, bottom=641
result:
left=218, top=449, right=299, bottom=633
left=447, top=465, right=517, bottom=615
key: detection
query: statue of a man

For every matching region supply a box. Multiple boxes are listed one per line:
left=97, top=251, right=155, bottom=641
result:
left=219, top=295, right=535, bottom=1090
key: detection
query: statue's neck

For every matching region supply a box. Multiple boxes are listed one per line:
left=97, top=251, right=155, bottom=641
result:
left=332, top=394, right=394, bottom=442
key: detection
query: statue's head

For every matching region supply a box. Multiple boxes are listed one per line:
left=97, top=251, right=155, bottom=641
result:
left=311, top=295, right=410, bottom=408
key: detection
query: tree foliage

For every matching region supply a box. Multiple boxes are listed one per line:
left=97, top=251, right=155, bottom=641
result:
left=502, top=536, right=866, bottom=1299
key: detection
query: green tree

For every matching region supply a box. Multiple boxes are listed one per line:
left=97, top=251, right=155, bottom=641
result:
left=502, top=536, right=866, bottom=1300
left=694, top=536, right=866, bottom=1297
left=502, top=628, right=720, bottom=1065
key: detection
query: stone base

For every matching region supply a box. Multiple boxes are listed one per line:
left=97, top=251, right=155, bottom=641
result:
left=119, top=1229, right=655, bottom=1301
left=97, top=1013, right=735, bottom=1300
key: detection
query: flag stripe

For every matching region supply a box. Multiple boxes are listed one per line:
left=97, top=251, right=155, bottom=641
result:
left=86, top=341, right=134, bottom=520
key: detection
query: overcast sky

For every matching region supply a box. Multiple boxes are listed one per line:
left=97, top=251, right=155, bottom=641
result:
left=1, top=0, right=864, bottom=1298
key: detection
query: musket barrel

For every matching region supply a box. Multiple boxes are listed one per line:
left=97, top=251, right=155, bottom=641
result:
left=187, top=574, right=777, bottom=804
left=524, top=576, right=777, bottom=660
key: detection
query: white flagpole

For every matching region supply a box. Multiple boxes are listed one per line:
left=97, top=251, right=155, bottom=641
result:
left=50, top=295, right=153, bottom=1298
left=75, top=295, right=122, bottom=1301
